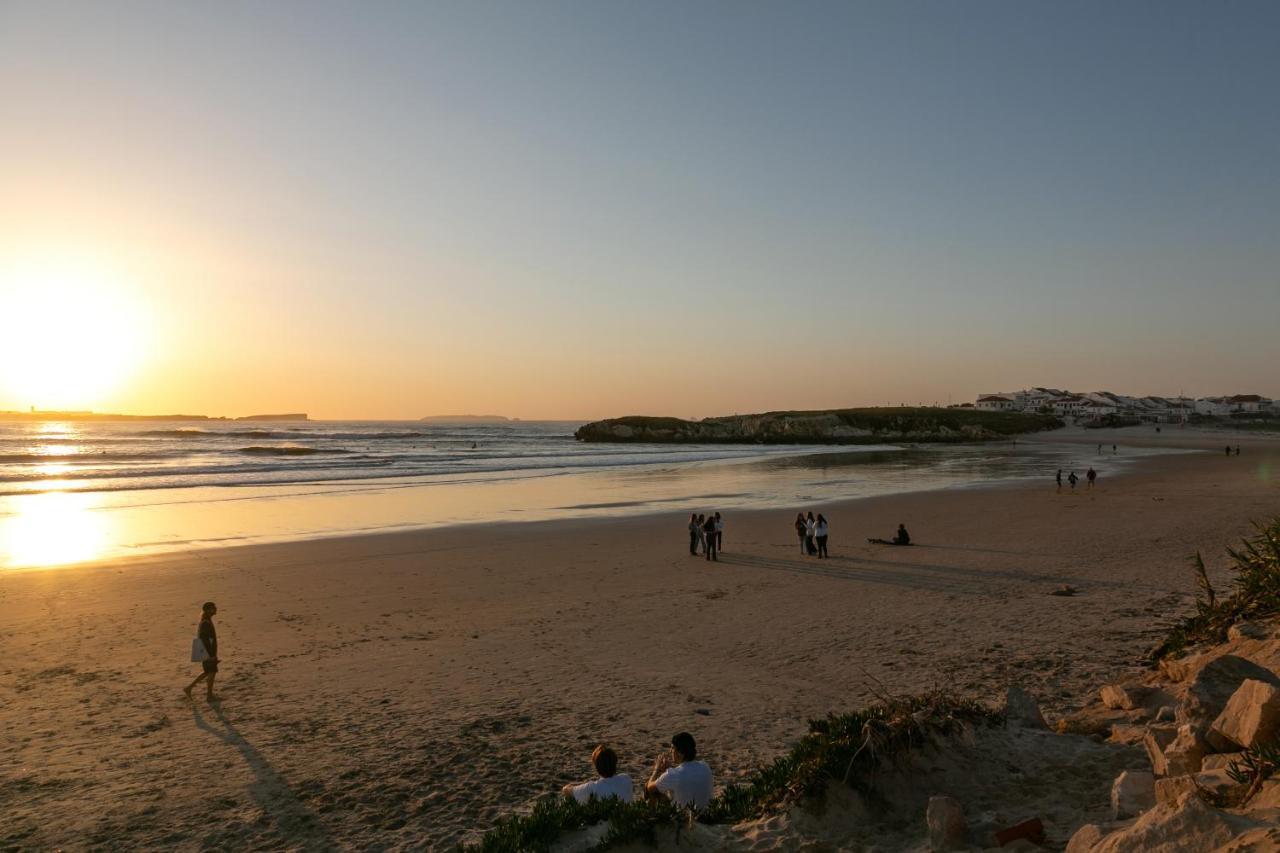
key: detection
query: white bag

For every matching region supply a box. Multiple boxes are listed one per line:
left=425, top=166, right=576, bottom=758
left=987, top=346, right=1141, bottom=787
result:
left=191, top=635, right=209, bottom=662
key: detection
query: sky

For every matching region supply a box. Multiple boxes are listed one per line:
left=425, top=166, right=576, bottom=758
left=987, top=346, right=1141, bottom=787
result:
left=1, top=1, right=1277, bottom=420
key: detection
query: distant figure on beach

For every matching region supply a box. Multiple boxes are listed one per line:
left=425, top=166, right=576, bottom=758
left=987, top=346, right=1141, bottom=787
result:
left=714, top=512, right=724, bottom=552
left=696, top=514, right=707, bottom=554
left=1068, top=471, right=1079, bottom=489
left=794, top=513, right=807, bottom=555
left=815, top=513, right=829, bottom=558
left=562, top=745, right=633, bottom=804
left=1112, top=444, right=1117, bottom=454
left=645, top=732, right=713, bottom=810
left=184, top=601, right=220, bottom=702
left=1236, top=446, right=1241, bottom=456
left=869, top=524, right=911, bottom=546
left=688, top=513, right=700, bottom=556
left=1056, top=469, right=1062, bottom=491
left=1086, top=467, right=1097, bottom=488
left=804, top=511, right=818, bottom=556
left=1097, top=444, right=1101, bottom=454
left=702, top=513, right=718, bottom=561
left=1226, top=445, right=1232, bottom=457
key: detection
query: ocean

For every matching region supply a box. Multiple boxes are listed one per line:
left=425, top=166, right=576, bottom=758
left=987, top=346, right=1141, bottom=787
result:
left=0, top=419, right=1180, bottom=568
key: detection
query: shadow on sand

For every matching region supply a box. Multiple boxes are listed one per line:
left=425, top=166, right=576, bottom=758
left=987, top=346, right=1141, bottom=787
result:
left=192, top=701, right=335, bottom=849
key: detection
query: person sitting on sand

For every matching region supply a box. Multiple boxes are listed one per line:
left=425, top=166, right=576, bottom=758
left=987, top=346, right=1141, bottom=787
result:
left=562, top=745, right=634, bottom=804
left=868, top=524, right=911, bottom=546
left=184, top=601, right=220, bottom=702
left=645, top=732, right=713, bottom=810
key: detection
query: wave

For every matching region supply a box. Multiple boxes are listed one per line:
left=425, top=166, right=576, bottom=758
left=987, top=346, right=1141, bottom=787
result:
left=238, top=446, right=351, bottom=456
left=138, top=429, right=210, bottom=438
left=0, top=451, right=167, bottom=463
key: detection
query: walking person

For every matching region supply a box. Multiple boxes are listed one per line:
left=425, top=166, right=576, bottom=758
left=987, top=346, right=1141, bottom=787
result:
left=1086, top=467, right=1097, bottom=488
left=1068, top=471, right=1079, bottom=489
left=1055, top=469, right=1062, bottom=491
left=184, top=601, right=220, bottom=702
left=815, top=513, right=829, bottom=558
left=687, top=513, right=700, bottom=556
left=702, top=513, right=718, bottom=561
left=804, top=511, right=817, bottom=556
left=714, top=512, right=723, bottom=553
left=794, top=513, right=807, bottom=555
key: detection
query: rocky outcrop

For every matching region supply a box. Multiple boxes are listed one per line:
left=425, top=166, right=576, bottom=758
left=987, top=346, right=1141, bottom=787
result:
left=573, top=408, right=1062, bottom=444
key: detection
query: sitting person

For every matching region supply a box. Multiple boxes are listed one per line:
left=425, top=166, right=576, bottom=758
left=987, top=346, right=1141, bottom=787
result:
left=645, top=731, right=713, bottom=810
left=868, top=524, right=911, bottom=546
left=562, top=744, right=633, bottom=804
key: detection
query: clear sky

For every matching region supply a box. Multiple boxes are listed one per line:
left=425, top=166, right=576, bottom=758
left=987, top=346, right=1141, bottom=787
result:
left=2, top=1, right=1277, bottom=419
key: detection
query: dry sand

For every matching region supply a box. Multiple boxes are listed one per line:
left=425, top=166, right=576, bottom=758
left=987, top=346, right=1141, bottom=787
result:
left=1, top=428, right=1277, bottom=849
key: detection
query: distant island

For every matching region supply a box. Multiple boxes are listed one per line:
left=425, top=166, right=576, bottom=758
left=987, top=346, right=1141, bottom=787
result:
left=574, top=407, right=1061, bottom=444
left=418, top=415, right=513, bottom=424
left=0, top=411, right=309, bottom=422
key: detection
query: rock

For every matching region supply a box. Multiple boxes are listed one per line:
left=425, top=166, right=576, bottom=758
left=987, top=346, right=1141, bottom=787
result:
left=1154, top=775, right=1197, bottom=808
left=1245, top=779, right=1280, bottom=813
left=1108, top=723, right=1148, bottom=745
left=1090, top=793, right=1244, bottom=853
left=993, top=817, right=1045, bottom=847
left=1065, top=823, right=1108, bottom=853
left=1178, top=654, right=1280, bottom=728
left=1193, top=767, right=1249, bottom=805
left=1051, top=584, right=1077, bottom=596
left=1210, top=678, right=1280, bottom=749
left=926, top=795, right=966, bottom=851
left=1162, top=724, right=1207, bottom=776
left=1003, top=687, right=1048, bottom=729
left=1154, top=705, right=1176, bottom=722
left=1142, top=725, right=1178, bottom=775
left=1111, top=770, right=1155, bottom=819
left=1201, top=751, right=1245, bottom=771
left=1228, top=621, right=1271, bottom=642
left=1101, top=683, right=1156, bottom=711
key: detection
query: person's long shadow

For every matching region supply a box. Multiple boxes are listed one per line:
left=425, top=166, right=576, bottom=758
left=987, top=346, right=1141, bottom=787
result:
left=192, top=701, right=335, bottom=849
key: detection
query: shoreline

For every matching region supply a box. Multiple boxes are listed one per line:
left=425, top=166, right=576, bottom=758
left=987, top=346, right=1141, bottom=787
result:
left=1, top=430, right=1277, bottom=848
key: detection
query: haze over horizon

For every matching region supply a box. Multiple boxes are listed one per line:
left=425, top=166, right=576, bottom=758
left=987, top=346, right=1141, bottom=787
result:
left=3, top=1, right=1278, bottom=420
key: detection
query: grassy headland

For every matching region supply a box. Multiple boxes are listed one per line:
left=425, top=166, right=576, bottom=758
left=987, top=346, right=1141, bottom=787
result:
left=574, top=407, right=1062, bottom=444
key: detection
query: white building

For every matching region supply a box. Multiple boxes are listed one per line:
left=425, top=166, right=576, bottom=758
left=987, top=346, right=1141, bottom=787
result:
left=975, top=394, right=1018, bottom=411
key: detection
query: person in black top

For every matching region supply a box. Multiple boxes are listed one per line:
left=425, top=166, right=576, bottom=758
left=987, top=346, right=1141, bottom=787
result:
left=185, top=601, right=220, bottom=702
left=868, top=524, right=911, bottom=546
left=702, top=514, right=718, bottom=561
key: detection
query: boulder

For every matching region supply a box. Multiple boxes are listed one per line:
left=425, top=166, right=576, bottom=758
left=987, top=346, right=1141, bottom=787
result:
left=1065, top=822, right=1131, bottom=853
left=1101, top=683, right=1155, bottom=711
left=1154, top=705, right=1176, bottom=722
left=926, top=795, right=966, bottom=851
left=1201, top=751, right=1245, bottom=771
left=1107, top=723, right=1148, bottom=746
left=1162, top=724, right=1207, bottom=776
left=992, top=817, right=1045, bottom=846
left=1193, top=767, right=1249, bottom=805
left=1209, top=678, right=1280, bottom=749
left=1110, top=770, right=1155, bottom=819
left=1228, top=621, right=1271, bottom=642
left=1003, top=687, right=1048, bottom=729
left=1178, top=654, right=1280, bottom=728
left=1244, top=779, right=1280, bottom=813
left=1142, top=725, right=1178, bottom=776
left=1090, top=793, right=1246, bottom=852
left=1154, top=775, right=1197, bottom=808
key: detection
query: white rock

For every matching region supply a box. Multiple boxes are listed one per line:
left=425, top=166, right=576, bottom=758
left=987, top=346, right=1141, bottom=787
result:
left=926, top=795, right=966, bottom=851
left=1111, top=770, right=1155, bottom=819
left=1100, top=683, right=1154, bottom=711
left=1162, top=724, right=1207, bottom=776
left=1154, top=775, right=1197, bottom=808
left=1090, top=793, right=1243, bottom=852
left=1210, top=677, right=1280, bottom=749
left=1142, top=725, right=1178, bottom=776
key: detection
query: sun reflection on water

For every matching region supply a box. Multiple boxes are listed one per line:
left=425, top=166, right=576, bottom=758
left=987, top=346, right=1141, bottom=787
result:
left=0, top=490, right=108, bottom=568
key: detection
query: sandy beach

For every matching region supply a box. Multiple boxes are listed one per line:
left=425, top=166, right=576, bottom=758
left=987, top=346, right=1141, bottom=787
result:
left=2, top=428, right=1278, bottom=849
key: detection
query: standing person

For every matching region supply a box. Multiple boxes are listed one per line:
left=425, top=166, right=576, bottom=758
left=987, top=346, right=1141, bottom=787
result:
left=1055, top=469, right=1063, bottom=491
left=1236, top=446, right=1241, bottom=456
left=687, top=513, right=700, bottom=556
left=814, top=513, right=829, bottom=558
left=1097, top=444, right=1102, bottom=454
left=645, top=732, right=714, bottom=811
left=804, top=512, right=817, bottom=556
left=1068, top=471, right=1078, bottom=489
left=713, top=512, right=723, bottom=553
left=794, top=513, right=807, bottom=555
left=1226, top=445, right=1232, bottom=457
left=1086, top=467, right=1097, bottom=488
left=696, top=514, right=706, bottom=554
left=1112, top=444, right=1117, bottom=454
left=184, top=602, right=219, bottom=702
left=702, top=513, right=718, bottom=561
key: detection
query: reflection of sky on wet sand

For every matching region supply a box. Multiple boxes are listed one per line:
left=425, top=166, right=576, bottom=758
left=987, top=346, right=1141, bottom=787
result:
left=0, top=442, right=1191, bottom=569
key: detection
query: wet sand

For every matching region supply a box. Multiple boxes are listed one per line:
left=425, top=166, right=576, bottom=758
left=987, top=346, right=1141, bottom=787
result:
left=1, top=428, right=1277, bottom=848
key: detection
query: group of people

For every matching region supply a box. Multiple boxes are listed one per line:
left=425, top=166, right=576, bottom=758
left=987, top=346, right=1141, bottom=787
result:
left=1056, top=467, right=1098, bottom=491
left=560, top=732, right=714, bottom=811
left=688, top=512, right=724, bottom=560
left=794, top=511, right=830, bottom=557
left=1226, top=445, right=1241, bottom=456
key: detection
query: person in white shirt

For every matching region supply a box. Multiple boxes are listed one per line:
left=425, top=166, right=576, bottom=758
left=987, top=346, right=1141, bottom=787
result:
left=645, top=731, right=714, bottom=810
left=713, top=512, right=724, bottom=553
left=804, top=512, right=817, bottom=556
left=562, top=744, right=633, bottom=804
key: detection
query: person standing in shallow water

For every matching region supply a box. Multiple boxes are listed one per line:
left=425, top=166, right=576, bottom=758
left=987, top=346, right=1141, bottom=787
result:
left=185, top=602, right=219, bottom=702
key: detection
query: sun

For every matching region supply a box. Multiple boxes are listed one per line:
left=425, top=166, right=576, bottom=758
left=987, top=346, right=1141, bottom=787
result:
left=0, top=256, right=149, bottom=411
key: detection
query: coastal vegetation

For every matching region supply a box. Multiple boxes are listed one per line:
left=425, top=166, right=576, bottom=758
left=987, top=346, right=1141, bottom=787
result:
left=465, top=692, right=1003, bottom=852
left=1151, top=517, right=1280, bottom=661
left=574, top=407, right=1062, bottom=445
